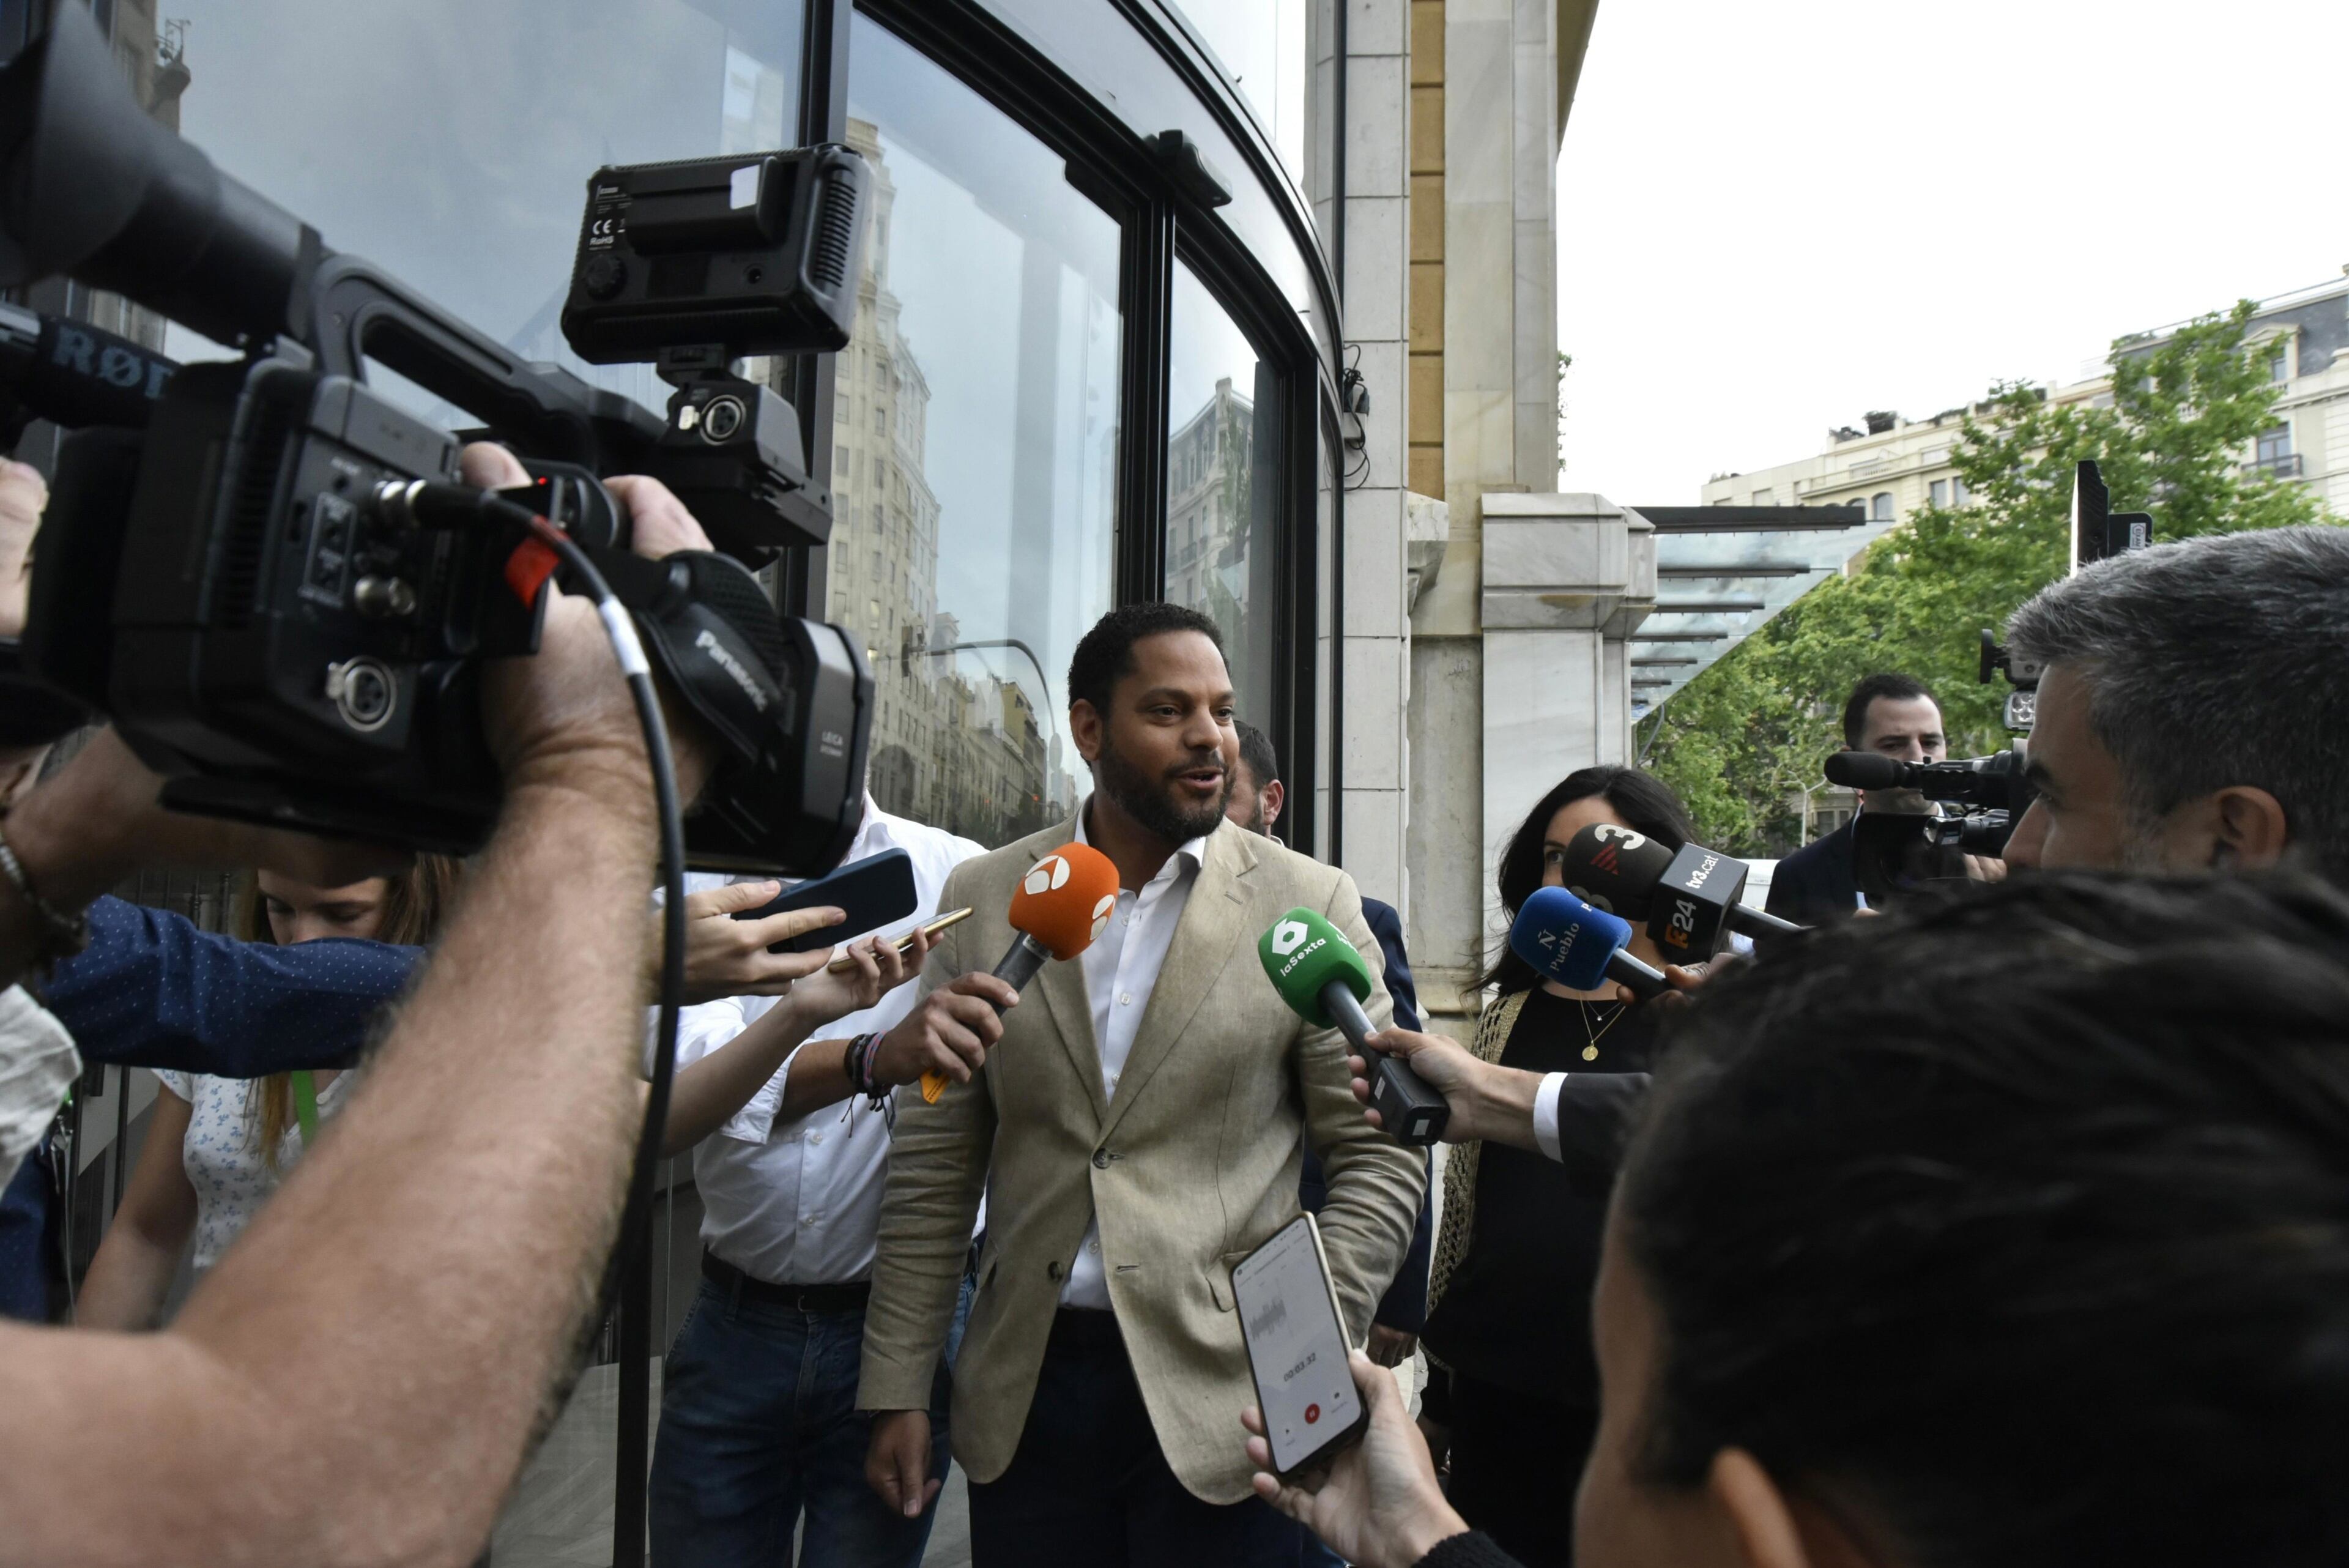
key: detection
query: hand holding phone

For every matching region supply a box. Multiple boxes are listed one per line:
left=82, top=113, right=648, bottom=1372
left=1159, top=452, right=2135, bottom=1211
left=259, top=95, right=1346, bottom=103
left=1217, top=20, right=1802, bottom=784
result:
left=825, top=908, right=971, bottom=973
left=733, top=849, right=919, bottom=955
left=1233, top=1214, right=1368, bottom=1482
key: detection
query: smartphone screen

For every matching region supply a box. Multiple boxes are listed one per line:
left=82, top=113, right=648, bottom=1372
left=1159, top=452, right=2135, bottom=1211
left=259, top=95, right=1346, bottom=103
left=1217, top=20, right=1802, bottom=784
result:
left=1232, top=1214, right=1365, bottom=1477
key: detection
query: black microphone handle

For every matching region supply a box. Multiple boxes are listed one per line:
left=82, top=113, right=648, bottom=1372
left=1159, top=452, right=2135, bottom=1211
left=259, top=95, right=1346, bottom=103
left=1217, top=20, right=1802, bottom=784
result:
left=1726, top=903, right=1805, bottom=938
left=1606, top=949, right=1670, bottom=1000
left=1319, top=980, right=1450, bottom=1148
left=987, top=931, right=1052, bottom=1012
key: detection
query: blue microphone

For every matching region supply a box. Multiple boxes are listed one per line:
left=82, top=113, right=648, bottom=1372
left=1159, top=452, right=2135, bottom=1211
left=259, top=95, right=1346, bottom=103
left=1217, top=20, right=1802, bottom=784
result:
left=1510, top=886, right=1670, bottom=998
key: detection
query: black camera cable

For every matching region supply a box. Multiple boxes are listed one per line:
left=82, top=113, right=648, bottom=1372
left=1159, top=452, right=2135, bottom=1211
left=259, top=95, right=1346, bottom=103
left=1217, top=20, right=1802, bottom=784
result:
left=375, top=479, right=683, bottom=1564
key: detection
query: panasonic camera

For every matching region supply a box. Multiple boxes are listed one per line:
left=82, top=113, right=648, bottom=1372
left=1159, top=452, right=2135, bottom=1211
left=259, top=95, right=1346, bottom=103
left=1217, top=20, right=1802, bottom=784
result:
left=0, top=7, right=875, bottom=874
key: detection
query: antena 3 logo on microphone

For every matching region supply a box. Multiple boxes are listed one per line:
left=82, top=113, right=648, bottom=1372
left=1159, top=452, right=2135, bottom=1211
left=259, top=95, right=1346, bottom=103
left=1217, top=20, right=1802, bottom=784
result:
left=1023, top=854, right=1074, bottom=896
left=1008, top=843, right=1121, bottom=959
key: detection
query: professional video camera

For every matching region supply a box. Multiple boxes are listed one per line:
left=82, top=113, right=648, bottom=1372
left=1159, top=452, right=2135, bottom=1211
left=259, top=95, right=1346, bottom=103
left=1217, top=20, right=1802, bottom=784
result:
left=1826, top=745, right=2032, bottom=905
left=0, top=6, right=874, bottom=875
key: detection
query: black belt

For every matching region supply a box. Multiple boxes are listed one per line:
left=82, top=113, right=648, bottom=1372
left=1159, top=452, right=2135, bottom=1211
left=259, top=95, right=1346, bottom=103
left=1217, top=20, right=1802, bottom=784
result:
left=702, top=1252, right=871, bottom=1314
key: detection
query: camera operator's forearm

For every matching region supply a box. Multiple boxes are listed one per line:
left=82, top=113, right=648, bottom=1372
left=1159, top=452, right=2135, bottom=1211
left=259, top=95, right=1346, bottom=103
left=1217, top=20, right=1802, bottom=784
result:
left=0, top=769, right=656, bottom=1568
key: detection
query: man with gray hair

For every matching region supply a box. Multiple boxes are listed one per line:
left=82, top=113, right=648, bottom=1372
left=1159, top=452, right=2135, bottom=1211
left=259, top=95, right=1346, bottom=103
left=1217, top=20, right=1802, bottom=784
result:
left=2001, top=524, right=2349, bottom=880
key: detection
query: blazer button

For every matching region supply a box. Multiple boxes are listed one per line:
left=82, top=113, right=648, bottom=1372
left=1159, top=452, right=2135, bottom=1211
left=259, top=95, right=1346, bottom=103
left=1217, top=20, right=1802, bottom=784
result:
left=1092, top=1148, right=1111, bottom=1169
left=1047, top=1260, right=1063, bottom=1281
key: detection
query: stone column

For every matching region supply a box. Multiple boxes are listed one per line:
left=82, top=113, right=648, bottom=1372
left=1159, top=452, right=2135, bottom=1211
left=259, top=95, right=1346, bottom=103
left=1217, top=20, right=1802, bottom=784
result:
left=1337, top=0, right=1414, bottom=913
left=1479, top=493, right=1655, bottom=904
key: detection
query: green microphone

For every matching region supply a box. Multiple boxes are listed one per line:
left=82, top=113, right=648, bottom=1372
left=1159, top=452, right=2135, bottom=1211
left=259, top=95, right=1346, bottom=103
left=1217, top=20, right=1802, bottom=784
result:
left=1259, top=907, right=1449, bottom=1146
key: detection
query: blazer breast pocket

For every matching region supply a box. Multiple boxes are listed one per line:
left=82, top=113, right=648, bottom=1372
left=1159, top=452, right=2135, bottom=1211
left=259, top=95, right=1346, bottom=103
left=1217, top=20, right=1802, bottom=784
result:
left=1207, top=1248, right=1253, bottom=1313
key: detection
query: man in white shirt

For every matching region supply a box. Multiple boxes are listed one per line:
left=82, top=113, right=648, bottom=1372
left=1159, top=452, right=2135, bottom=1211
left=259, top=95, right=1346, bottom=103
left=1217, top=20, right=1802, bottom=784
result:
left=648, top=797, right=1015, bottom=1568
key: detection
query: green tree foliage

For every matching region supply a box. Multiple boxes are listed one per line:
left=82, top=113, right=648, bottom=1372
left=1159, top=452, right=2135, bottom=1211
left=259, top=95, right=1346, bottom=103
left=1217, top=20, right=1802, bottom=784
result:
left=1642, top=300, right=2331, bottom=854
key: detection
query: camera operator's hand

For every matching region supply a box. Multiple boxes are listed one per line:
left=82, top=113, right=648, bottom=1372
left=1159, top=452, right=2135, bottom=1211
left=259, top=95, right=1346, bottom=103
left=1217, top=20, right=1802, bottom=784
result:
left=1243, top=1351, right=1468, bottom=1568
left=871, top=970, right=1017, bottom=1090
left=1962, top=853, right=2008, bottom=883
left=0, top=457, right=44, bottom=638
left=1354, top=1028, right=1541, bottom=1154
left=459, top=443, right=720, bottom=800
left=606, top=474, right=715, bottom=557
left=782, top=923, right=932, bottom=1035
left=677, top=881, right=851, bottom=1004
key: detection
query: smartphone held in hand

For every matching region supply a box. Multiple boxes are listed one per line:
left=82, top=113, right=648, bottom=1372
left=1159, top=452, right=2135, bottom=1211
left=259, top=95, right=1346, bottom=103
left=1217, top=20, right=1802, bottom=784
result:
left=1233, top=1213, right=1368, bottom=1481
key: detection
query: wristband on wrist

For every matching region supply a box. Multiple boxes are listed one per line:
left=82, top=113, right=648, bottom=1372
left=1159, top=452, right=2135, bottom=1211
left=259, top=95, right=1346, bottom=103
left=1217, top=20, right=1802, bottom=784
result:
left=0, top=821, right=88, bottom=968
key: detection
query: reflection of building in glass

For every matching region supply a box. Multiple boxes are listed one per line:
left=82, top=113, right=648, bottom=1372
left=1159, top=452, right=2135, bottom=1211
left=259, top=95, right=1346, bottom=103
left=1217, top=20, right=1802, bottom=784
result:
left=1167, top=375, right=1256, bottom=694
left=829, top=119, right=1057, bottom=847
left=86, top=0, right=190, bottom=355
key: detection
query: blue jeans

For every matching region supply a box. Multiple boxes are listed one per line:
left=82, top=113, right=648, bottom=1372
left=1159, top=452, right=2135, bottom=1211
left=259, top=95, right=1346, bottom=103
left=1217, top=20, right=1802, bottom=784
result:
left=648, top=1274, right=970, bottom=1568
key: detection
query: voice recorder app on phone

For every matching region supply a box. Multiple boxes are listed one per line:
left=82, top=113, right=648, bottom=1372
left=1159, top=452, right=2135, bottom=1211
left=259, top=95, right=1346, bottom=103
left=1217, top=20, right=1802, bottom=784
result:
left=1240, top=1221, right=1357, bottom=1470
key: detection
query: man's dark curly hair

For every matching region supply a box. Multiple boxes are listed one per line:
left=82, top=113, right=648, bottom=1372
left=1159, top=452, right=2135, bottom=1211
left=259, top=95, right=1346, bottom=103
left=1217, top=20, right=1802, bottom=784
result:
left=1617, top=870, right=2349, bottom=1568
left=1066, top=601, right=1226, bottom=716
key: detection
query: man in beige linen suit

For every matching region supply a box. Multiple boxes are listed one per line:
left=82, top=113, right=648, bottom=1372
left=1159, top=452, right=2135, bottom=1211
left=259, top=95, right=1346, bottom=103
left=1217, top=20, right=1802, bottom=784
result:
left=859, top=603, right=1426, bottom=1567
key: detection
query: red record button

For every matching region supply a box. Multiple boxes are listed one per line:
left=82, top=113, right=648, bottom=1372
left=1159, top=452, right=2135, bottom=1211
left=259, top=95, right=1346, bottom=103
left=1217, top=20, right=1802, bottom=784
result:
left=1304, top=1403, right=1321, bottom=1424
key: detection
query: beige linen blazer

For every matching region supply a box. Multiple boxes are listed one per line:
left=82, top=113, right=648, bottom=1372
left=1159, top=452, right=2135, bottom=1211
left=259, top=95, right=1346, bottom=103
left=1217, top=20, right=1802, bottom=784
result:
left=856, top=815, right=1427, bottom=1503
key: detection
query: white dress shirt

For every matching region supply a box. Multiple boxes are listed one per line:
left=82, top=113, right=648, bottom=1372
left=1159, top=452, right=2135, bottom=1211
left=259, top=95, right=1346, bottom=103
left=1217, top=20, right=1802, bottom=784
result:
left=0, top=986, right=76, bottom=1193
left=1058, top=800, right=1210, bottom=1309
left=667, top=801, right=983, bottom=1285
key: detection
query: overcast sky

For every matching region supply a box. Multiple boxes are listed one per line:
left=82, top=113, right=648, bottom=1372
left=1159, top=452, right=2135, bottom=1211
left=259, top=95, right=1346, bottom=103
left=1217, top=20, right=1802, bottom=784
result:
left=1556, top=0, right=2349, bottom=505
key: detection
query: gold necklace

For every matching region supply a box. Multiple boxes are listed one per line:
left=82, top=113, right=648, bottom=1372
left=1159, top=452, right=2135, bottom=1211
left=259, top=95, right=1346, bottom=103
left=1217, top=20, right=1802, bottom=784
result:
left=1578, top=998, right=1626, bottom=1061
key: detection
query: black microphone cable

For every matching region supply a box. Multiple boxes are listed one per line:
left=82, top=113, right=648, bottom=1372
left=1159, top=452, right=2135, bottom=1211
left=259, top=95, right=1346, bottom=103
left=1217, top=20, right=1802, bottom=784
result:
left=376, top=478, right=681, bottom=1568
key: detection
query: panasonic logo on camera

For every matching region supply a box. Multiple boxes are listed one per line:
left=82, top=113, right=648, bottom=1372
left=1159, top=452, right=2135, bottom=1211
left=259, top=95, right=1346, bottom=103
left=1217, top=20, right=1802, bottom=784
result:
left=694, top=629, right=769, bottom=713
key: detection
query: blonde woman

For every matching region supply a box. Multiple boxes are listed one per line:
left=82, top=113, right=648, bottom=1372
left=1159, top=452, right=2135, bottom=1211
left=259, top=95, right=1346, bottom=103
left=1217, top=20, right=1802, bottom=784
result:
left=76, top=859, right=456, bottom=1328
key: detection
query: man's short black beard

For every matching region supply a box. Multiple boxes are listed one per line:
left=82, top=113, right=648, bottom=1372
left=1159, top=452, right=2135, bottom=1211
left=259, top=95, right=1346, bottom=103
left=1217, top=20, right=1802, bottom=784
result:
left=1097, top=727, right=1230, bottom=844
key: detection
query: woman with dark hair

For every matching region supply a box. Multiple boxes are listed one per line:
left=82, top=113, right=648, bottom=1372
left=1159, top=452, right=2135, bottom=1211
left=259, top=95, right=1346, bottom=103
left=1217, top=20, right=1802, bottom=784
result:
left=1417, top=765, right=1693, bottom=1568
left=76, top=859, right=458, bottom=1327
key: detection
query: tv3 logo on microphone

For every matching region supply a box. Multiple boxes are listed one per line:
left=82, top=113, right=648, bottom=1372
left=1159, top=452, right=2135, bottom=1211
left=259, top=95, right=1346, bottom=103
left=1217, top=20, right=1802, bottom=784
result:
left=1661, top=850, right=1723, bottom=951
left=1587, top=823, right=1646, bottom=878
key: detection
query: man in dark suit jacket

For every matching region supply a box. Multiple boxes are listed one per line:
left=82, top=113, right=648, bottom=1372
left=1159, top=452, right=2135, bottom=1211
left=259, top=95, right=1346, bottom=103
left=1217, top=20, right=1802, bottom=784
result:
left=1768, top=672, right=1950, bottom=926
left=1228, top=723, right=1434, bottom=1369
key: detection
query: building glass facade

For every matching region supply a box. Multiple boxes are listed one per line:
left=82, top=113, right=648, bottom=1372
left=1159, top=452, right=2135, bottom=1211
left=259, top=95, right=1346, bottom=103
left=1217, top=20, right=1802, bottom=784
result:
left=30, top=0, right=1351, bottom=1557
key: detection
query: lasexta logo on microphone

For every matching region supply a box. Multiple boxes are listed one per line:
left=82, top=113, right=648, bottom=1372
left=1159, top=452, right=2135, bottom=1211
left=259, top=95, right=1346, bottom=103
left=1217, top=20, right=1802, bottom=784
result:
left=1271, top=920, right=1310, bottom=957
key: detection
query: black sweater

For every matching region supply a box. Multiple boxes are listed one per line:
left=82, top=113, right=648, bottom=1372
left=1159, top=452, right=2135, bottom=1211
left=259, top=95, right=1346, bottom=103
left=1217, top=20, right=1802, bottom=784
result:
left=1422, top=989, right=1658, bottom=1411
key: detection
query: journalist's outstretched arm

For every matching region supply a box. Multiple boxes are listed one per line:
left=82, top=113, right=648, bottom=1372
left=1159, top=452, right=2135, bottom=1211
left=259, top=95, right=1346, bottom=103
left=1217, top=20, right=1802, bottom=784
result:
left=0, top=592, right=661, bottom=1567
left=0, top=447, right=707, bottom=1566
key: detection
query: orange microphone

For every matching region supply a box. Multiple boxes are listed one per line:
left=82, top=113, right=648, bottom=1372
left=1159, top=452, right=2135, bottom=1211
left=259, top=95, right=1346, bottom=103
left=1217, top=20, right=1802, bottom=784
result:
left=921, top=842, right=1119, bottom=1103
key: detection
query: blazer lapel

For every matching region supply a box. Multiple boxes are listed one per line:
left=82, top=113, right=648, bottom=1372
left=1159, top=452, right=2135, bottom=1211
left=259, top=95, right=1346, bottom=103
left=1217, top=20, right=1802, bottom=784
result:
left=1099, top=822, right=1260, bottom=1139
